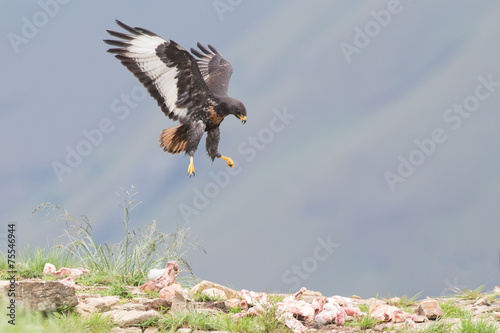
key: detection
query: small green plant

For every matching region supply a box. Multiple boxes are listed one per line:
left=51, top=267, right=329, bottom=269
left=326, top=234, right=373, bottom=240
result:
left=422, top=321, right=454, bottom=333
left=458, top=314, right=498, bottom=333
left=440, top=300, right=471, bottom=319
left=106, top=283, right=133, bottom=299
left=156, top=311, right=221, bottom=332
left=385, top=292, right=422, bottom=309
left=392, top=321, right=453, bottom=333
left=355, top=312, right=381, bottom=330
left=227, top=304, right=243, bottom=314
left=448, top=284, right=486, bottom=300
left=192, top=291, right=226, bottom=302
left=344, top=302, right=380, bottom=330
left=0, top=244, right=77, bottom=279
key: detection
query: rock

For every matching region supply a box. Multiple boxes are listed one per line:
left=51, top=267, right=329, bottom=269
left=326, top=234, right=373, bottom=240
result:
left=190, top=280, right=239, bottom=300
left=77, top=293, right=103, bottom=301
left=103, top=309, right=158, bottom=327
left=415, top=299, right=443, bottom=320
left=84, top=296, right=121, bottom=312
left=473, top=297, right=491, bottom=307
left=494, top=286, right=500, bottom=294
left=131, top=297, right=171, bottom=312
left=177, top=329, right=193, bottom=333
left=201, top=288, right=227, bottom=299
left=112, top=303, right=146, bottom=311
left=0, top=280, right=78, bottom=312
left=172, top=289, right=194, bottom=314
left=75, top=303, right=96, bottom=318
left=110, top=328, right=142, bottom=333
left=110, top=327, right=157, bottom=333
left=159, top=282, right=183, bottom=301
left=85, top=296, right=120, bottom=312
left=197, top=300, right=227, bottom=313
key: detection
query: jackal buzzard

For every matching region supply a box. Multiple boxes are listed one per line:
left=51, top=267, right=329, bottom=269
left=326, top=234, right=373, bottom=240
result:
left=104, top=20, right=247, bottom=177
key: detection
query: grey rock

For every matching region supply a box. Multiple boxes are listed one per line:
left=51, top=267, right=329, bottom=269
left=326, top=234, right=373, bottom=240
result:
left=415, top=299, right=443, bottom=320
left=172, top=289, right=194, bottom=314
left=103, top=309, right=158, bottom=327
left=131, top=297, right=171, bottom=312
left=0, top=280, right=78, bottom=312
left=84, top=295, right=121, bottom=312
left=75, top=303, right=96, bottom=318
left=176, top=329, right=192, bottom=333
left=112, top=303, right=146, bottom=311
left=190, top=280, right=239, bottom=299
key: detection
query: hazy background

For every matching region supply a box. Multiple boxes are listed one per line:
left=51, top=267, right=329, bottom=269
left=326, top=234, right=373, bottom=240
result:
left=1, top=0, right=499, bottom=298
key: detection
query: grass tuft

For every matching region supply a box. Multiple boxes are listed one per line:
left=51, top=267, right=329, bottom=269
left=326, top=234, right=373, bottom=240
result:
left=448, top=284, right=486, bottom=300
left=458, top=314, right=498, bottom=333
left=384, top=292, right=422, bottom=309
left=31, top=186, right=203, bottom=287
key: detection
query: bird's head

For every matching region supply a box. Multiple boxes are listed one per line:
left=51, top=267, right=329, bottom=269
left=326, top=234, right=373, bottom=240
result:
left=221, top=97, right=247, bottom=124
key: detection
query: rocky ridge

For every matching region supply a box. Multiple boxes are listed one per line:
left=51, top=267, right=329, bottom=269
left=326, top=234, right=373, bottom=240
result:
left=1, top=279, right=500, bottom=332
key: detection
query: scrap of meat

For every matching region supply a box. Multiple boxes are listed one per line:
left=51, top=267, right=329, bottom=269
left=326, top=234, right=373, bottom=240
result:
left=159, top=282, right=183, bottom=301
left=369, top=304, right=425, bottom=323
left=140, top=261, right=179, bottom=292
left=43, top=263, right=90, bottom=277
left=232, top=287, right=366, bottom=332
left=59, top=276, right=75, bottom=288
left=279, top=312, right=308, bottom=333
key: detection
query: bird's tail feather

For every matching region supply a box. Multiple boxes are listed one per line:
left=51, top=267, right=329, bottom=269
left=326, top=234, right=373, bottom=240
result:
left=159, top=125, right=189, bottom=154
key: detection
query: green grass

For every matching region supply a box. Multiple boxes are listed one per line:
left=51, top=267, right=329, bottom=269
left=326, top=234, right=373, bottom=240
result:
left=0, top=297, right=115, bottom=333
left=384, top=292, right=422, bottom=309
left=420, top=321, right=454, bottom=333
left=448, top=284, right=486, bottom=300
left=390, top=321, right=454, bottom=333
left=192, top=290, right=226, bottom=302
left=26, top=186, right=202, bottom=287
left=0, top=244, right=78, bottom=279
left=440, top=300, right=471, bottom=319
left=344, top=303, right=381, bottom=330
left=458, top=314, right=498, bottom=333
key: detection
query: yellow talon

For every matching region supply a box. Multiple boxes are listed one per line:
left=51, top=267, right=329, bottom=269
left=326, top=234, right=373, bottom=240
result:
left=187, top=156, right=195, bottom=177
left=220, top=155, right=234, bottom=168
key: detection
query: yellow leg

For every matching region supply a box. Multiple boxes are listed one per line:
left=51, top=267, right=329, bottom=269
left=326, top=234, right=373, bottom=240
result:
left=187, top=156, right=195, bottom=177
left=220, top=155, right=234, bottom=168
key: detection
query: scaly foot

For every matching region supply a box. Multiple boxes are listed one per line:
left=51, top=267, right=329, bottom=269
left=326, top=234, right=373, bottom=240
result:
left=220, top=155, right=234, bottom=168
left=187, top=156, right=195, bottom=177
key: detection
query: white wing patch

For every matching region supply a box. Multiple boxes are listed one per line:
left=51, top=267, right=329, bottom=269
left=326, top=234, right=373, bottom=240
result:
left=106, top=27, right=189, bottom=122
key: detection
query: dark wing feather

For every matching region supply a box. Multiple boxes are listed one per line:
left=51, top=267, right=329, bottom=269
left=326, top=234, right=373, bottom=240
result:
left=104, top=20, right=212, bottom=123
left=190, top=43, right=233, bottom=96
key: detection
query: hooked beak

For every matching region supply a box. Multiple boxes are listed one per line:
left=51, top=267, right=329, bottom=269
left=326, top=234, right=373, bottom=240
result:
left=238, top=115, right=247, bottom=124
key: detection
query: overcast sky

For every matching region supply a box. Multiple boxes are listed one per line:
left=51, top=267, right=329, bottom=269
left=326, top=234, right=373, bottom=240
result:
left=2, top=0, right=500, bottom=298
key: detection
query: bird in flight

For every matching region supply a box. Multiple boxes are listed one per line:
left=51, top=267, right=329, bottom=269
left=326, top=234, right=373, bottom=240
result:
left=104, top=20, right=247, bottom=177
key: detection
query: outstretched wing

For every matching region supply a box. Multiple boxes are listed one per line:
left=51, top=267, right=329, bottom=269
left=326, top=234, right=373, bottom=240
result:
left=104, top=20, right=211, bottom=123
left=191, top=43, right=233, bottom=96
